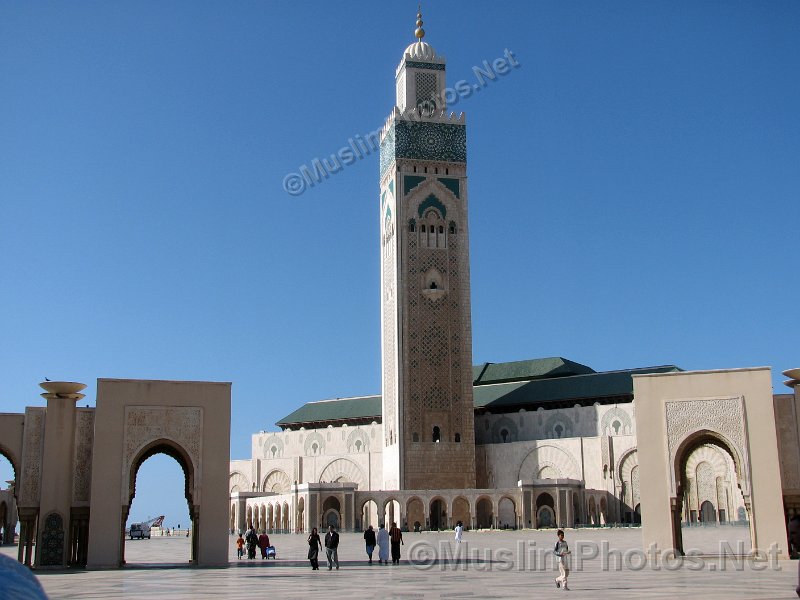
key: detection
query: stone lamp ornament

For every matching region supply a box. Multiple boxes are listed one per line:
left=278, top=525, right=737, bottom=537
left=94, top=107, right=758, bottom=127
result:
left=39, top=381, right=87, bottom=400
left=783, top=368, right=800, bottom=389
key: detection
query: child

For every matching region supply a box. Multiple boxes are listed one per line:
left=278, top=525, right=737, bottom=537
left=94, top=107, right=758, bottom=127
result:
left=554, top=529, right=570, bottom=591
left=236, top=533, right=244, bottom=559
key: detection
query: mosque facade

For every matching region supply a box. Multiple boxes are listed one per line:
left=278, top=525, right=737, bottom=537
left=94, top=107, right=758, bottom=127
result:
left=229, top=13, right=797, bottom=559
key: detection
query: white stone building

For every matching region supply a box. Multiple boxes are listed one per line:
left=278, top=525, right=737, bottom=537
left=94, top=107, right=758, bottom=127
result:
left=229, top=13, right=793, bottom=560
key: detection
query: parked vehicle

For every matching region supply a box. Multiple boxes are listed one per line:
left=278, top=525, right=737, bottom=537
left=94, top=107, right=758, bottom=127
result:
left=129, top=523, right=151, bottom=539
left=127, top=515, right=164, bottom=539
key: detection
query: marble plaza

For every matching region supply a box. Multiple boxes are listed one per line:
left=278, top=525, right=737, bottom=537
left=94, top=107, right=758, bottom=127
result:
left=2, top=528, right=797, bottom=599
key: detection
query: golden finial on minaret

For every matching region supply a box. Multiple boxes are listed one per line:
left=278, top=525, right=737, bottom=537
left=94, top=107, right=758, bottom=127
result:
left=415, top=5, right=425, bottom=40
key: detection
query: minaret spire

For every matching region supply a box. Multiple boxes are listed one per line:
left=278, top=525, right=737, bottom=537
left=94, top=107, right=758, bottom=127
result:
left=415, top=5, right=425, bottom=40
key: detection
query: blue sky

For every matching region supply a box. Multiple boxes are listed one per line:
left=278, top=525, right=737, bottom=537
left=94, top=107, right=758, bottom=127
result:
left=1, top=1, right=798, bottom=529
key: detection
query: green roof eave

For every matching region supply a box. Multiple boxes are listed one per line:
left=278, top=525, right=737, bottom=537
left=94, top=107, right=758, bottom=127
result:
left=275, top=365, right=683, bottom=426
left=276, top=395, right=382, bottom=427
left=473, top=366, right=682, bottom=409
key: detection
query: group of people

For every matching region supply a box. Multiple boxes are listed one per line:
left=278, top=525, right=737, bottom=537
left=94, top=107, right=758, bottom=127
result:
left=236, top=527, right=271, bottom=560
left=239, top=522, right=573, bottom=591
left=306, top=522, right=405, bottom=570
left=361, top=522, right=403, bottom=565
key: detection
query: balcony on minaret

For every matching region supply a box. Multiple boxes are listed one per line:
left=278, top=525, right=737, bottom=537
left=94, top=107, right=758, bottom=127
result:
left=421, top=267, right=446, bottom=302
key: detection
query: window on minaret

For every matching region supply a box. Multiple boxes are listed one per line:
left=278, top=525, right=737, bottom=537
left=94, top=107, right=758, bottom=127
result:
left=454, top=433, right=461, bottom=443
left=415, top=72, right=437, bottom=115
left=449, top=221, right=457, bottom=235
left=432, top=426, right=441, bottom=443
left=412, top=432, right=419, bottom=442
left=421, top=210, right=446, bottom=249
left=409, top=219, right=416, bottom=232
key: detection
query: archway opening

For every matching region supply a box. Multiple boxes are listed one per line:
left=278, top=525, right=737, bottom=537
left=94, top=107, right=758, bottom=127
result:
left=0, top=450, right=17, bottom=545
left=361, top=499, right=378, bottom=531
left=588, top=497, right=598, bottom=526
left=125, top=444, right=193, bottom=566
left=384, top=499, right=400, bottom=529
left=322, top=496, right=341, bottom=529
left=675, top=434, right=751, bottom=555
left=297, top=497, right=305, bottom=533
left=430, top=498, right=447, bottom=530
left=406, top=498, right=424, bottom=532
left=476, top=497, right=492, bottom=529
left=452, top=497, right=470, bottom=530
left=536, top=493, right=555, bottom=528
left=498, top=497, right=517, bottom=529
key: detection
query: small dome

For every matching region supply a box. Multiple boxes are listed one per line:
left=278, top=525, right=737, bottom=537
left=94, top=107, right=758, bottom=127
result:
left=404, top=40, right=437, bottom=62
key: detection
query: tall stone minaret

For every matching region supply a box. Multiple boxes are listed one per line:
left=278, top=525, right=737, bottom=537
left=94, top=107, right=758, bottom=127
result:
left=379, top=9, right=476, bottom=490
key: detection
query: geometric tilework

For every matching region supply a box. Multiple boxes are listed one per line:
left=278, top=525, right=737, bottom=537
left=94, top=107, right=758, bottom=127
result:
left=437, top=177, right=460, bottom=199
left=380, top=120, right=467, bottom=178
left=404, top=60, right=446, bottom=71
left=395, top=120, right=466, bottom=164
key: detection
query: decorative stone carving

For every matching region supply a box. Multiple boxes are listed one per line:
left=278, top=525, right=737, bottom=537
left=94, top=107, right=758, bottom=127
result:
left=19, top=408, right=45, bottom=506
left=346, top=428, right=370, bottom=453
left=72, top=410, right=95, bottom=503
left=122, top=406, right=203, bottom=502
left=491, top=416, right=518, bottom=443
left=262, top=469, right=291, bottom=493
left=665, top=397, right=749, bottom=496
left=229, top=471, right=250, bottom=493
left=544, top=412, right=574, bottom=439
left=518, top=444, right=580, bottom=482
left=262, top=434, right=284, bottom=459
left=600, top=435, right=611, bottom=470
left=304, top=431, right=325, bottom=456
left=319, top=458, right=366, bottom=489
left=601, top=406, right=633, bottom=436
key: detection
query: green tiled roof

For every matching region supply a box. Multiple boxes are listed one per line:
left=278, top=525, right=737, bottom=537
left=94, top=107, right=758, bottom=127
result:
left=276, top=395, right=381, bottom=428
left=472, top=357, right=595, bottom=385
left=275, top=361, right=682, bottom=428
left=473, top=366, right=681, bottom=409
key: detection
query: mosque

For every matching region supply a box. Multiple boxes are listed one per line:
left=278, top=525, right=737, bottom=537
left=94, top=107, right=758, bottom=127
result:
left=228, top=11, right=799, bottom=560
left=0, top=11, right=796, bottom=571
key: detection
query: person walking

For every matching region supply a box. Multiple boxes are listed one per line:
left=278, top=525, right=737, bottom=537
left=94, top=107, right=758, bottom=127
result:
left=245, top=527, right=258, bottom=560
left=258, top=531, right=270, bottom=559
left=389, top=521, right=403, bottom=565
left=324, top=525, right=340, bottom=570
left=454, top=521, right=463, bottom=544
left=554, top=529, right=571, bottom=591
left=307, top=527, right=322, bottom=570
left=236, top=533, right=244, bottom=559
left=376, top=524, right=390, bottom=565
left=364, top=525, right=377, bottom=564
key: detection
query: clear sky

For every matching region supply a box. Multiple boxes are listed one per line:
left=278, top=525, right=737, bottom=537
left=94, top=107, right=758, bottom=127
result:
left=1, top=1, right=798, bottom=528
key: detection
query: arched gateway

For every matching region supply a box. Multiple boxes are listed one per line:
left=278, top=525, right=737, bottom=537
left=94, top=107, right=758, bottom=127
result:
left=633, top=368, right=787, bottom=557
left=0, top=379, right=231, bottom=568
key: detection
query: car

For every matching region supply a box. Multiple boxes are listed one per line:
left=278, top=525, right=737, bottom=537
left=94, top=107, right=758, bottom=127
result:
left=129, top=524, right=151, bottom=540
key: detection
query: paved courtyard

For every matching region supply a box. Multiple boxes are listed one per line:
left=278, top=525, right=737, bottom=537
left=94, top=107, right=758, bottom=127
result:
left=2, top=527, right=798, bottom=599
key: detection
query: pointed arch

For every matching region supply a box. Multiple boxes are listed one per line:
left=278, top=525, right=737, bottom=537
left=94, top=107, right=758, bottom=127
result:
left=262, top=469, right=292, bottom=493
left=318, top=458, right=366, bottom=489
left=230, top=471, right=250, bottom=494
left=518, top=444, right=580, bottom=481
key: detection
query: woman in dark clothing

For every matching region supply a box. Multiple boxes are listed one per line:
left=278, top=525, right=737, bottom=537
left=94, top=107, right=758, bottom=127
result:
left=364, top=525, right=377, bottom=564
left=307, top=527, right=322, bottom=570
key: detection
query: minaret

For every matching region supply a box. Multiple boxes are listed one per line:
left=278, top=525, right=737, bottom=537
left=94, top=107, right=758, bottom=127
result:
left=379, top=9, right=476, bottom=490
